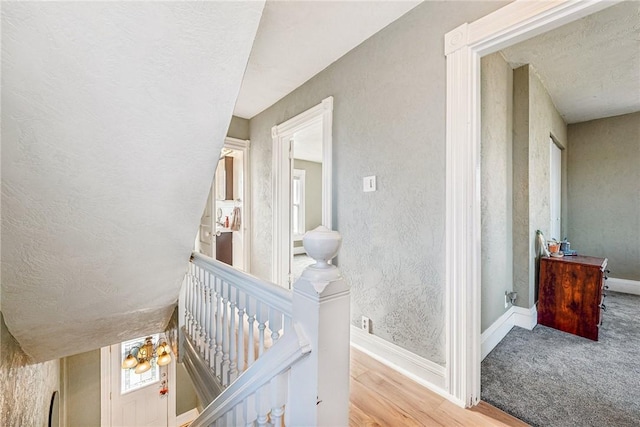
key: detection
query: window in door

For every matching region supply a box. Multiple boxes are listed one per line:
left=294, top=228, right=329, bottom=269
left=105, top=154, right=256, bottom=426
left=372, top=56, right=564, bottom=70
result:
left=120, top=334, right=160, bottom=394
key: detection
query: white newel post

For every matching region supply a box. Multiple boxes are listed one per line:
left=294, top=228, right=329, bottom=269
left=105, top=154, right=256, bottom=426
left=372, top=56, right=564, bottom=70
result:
left=289, top=226, right=350, bottom=426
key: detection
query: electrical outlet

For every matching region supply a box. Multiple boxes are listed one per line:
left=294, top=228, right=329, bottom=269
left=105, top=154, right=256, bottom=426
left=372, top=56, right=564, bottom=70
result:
left=361, top=316, right=371, bottom=333
left=504, top=291, right=509, bottom=309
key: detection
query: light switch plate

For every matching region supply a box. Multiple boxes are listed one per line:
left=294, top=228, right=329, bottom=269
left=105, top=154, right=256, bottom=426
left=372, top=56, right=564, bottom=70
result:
left=363, top=176, right=376, bottom=192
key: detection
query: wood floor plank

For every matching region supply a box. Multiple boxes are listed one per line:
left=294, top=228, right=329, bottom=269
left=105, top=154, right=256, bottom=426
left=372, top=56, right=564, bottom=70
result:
left=470, top=401, right=531, bottom=427
left=349, top=402, right=382, bottom=427
left=354, top=370, right=445, bottom=425
left=350, top=377, right=424, bottom=427
left=349, top=347, right=529, bottom=427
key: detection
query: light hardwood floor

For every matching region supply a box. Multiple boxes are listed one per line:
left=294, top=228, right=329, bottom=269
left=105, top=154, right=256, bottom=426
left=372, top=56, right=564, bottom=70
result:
left=350, top=347, right=529, bottom=427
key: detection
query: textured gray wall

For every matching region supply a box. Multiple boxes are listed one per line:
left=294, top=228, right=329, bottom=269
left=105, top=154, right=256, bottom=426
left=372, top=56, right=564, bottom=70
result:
left=249, top=1, right=508, bottom=364
left=0, top=312, right=60, bottom=427
left=294, top=159, right=323, bottom=233
left=65, top=350, right=101, bottom=427
left=567, top=112, right=640, bottom=280
left=512, top=65, right=567, bottom=308
left=512, top=66, right=531, bottom=309
left=481, top=53, right=513, bottom=332
left=228, top=116, right=250, bottom=141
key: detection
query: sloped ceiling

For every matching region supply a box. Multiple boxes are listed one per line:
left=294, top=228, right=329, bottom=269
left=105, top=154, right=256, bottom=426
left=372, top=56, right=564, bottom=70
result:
left=1, top=1, right=264, bottom=362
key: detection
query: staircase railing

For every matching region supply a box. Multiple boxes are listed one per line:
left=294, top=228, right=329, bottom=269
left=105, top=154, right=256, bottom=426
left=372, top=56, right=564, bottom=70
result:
left=180, top=226, right=350, bottom=426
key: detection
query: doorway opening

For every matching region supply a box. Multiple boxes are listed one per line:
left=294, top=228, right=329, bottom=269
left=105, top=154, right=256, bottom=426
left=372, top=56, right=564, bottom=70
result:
left=271, top=96, right=333, bottom=288
left=196, top=137, right=251, bottom=272
left=444, top=0, right=618, bottom=407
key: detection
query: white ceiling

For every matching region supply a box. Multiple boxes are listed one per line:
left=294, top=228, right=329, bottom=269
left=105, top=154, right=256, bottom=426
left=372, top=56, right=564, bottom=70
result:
left=501, top=1, right=640, bottom=124
left=1, top=1, right=264, bottom=362
left=233, top=0, right=422, bottom=119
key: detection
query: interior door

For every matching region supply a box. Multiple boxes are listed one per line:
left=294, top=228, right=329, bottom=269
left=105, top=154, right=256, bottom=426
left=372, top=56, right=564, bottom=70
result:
left=109, top=337, right=169, bottom=427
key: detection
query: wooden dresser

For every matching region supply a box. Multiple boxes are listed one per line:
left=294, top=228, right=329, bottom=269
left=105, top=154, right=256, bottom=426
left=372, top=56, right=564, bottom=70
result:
left=537, top=255, right=608, bottom=341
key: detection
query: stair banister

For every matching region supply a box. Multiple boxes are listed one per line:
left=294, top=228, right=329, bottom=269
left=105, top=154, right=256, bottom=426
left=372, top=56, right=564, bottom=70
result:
left=181, top=226, right=350, bottom=426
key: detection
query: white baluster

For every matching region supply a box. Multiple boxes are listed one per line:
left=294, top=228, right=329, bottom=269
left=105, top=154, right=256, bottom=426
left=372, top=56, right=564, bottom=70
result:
left=234, top=404, right=245, bottom=426
left=228, top=286, right=238, bottom=383
left=189, top=265, right=196, bottom=339
left=198, top=268, right=206, bottom=357
left=236, top=290, right=246, bottom=375
left=221, top=281, right=230, bottom=386
left=256, top=301, right=267, bottom=357
left=186, top=264, right=193, bottom=338
left=203, top=270, right=211, bottom=363
left=268, top=308, right=283, bottom=344
left=193, top=267, right=201, bottom=348
left=247, top=297, right=256, bottom=367
left=270, top=371, right=288, bottom=427
left=256, top=383, right=270, bottom=427
left=208, top=274, right=216, bottom=372
left=214, top=276, right=224, bottom=378
left=283, top=314, right=292, bottom=335
left=244, top=392, right=257, bottom=427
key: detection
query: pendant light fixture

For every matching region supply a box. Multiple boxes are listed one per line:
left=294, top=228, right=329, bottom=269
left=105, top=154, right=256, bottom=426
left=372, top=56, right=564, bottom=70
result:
left=121, top=336, right=172, bottom=373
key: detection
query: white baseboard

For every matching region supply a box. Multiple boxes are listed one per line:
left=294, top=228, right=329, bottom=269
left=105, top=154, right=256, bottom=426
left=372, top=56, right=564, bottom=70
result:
left=350, top=326, right=448, bottom=400
left=513, top=303, right=537, bottom=330
left=176, top=408, right=199, bottom=427
left=481, top=308, right=514, bottom=361
left=607, top=277, right=640, bottom=295
left=480, top=303, right=537, bottom=361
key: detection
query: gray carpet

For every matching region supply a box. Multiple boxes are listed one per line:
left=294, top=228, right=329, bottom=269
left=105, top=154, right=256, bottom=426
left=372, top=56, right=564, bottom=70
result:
left=482, top=291, right=640, bottom=427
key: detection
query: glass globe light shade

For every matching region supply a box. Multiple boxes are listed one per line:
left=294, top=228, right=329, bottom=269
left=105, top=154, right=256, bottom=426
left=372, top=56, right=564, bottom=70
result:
left=157, top=350, right=172, bottom=366
left=134, top=359, right=151, bottom=374
left=121, top=354, right=138, bottom=369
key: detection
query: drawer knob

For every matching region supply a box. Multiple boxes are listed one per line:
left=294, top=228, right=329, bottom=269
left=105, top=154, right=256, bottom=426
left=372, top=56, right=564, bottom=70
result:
left=604, top=285, right=609, bottom=290
left=600, top=303, right=607, bottom=312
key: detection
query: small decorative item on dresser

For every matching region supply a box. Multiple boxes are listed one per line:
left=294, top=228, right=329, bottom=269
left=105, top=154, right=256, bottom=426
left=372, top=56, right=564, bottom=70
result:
left=535, top=230, right=550, bottom=257
left=548, top=240, right=560, bottom=254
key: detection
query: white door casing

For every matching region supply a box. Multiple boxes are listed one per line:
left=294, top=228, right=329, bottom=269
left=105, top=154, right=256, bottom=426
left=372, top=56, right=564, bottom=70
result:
left=222, top=137, right=252, bottom=272
left=197, top=137, right=251, bottom=270
left=550, top=137, right=562, bottom=240
left=271, top=96, right=333, bottom=288
left=444, top=0, right=618, bottom=407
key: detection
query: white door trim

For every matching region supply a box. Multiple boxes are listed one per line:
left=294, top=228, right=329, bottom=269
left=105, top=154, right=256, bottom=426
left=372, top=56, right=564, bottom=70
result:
left=271, top=96, right=333, bottom=287
left=444, top=0, right=618, bottom=407
left=224, top=136, right=252, bottom=271
left=100, top=346, right=111, bottom=427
